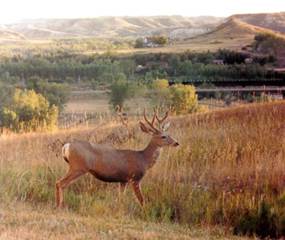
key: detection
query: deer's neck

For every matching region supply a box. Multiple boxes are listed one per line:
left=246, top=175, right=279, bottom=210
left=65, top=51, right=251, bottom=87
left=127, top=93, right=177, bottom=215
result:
left=142, top=139, right=161, bottom=169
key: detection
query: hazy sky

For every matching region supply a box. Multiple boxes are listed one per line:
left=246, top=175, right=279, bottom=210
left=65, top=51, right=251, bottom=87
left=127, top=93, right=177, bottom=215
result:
left=0, top=0, right=284, bottom=23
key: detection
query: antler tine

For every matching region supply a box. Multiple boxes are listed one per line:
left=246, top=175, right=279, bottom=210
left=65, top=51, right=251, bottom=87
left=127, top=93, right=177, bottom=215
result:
left=155, top=109, right=170, bottom=125
left=151, top=108, right=157, bottom=125
left=143, top=109, right=159, bottom=133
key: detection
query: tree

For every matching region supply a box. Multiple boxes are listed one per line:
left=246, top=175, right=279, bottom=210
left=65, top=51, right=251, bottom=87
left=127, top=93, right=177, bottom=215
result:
left=0, top=89, right=58, bottom=132
left=109, top=81, right=130, bottom=108
left=134, top=38, right=144, bottom=48
left=150, top=35, right=168, bottom=45
left=150, top=79, right=171, bottom=108
left=170, top=84, right=198, bottom=114
left=26, top=77, right=70, bottom=112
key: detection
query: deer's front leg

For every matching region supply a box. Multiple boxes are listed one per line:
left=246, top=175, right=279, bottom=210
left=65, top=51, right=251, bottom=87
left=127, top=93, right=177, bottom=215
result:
left=131, top=180, right=144, bottom=206
left=55, top=169, right=86, bottom=208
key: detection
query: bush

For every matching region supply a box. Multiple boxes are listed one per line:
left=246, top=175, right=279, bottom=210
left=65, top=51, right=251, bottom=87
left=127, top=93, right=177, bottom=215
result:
left=26, top=77, right=70, bottom=111
left=134, top=38, right=144, bottom=48
left=0, top=88, right=58, bottom=132
left=149, top=35, right=168, bottom=45
left=169, top=84, right=198, bottom=114
left=233, top=201, right=278, bottom=238
left=150, top=79, right=171, bottom=108
left=254, top=33, right=285, bottom=55
left=152, top=79, right=169, bottom=89
left=109, top=81, right=130, bottom=108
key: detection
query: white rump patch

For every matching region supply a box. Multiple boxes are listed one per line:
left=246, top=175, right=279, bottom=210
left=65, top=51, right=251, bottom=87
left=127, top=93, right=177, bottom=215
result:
left=62, top=143, right=71, bottom=159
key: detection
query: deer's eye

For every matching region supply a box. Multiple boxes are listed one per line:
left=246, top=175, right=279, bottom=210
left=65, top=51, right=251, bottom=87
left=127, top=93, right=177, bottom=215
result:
left=161, top=136, right=167, bottom=139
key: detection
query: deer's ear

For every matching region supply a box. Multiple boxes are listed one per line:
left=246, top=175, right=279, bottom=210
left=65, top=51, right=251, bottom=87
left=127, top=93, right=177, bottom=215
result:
left=139, top=122, right=150, bottom=133
left=162, top=122, right=171, bottom=131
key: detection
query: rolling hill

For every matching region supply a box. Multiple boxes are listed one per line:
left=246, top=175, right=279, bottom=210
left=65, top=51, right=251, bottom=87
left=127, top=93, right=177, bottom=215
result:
left=194, top=17, right=284, bottom=40
left=183, top=14, right=285, bottom=53
left=232, top=12, right=285, bottom=34
left=0, top=26, right=26, bottom=41
left=3, top=13, right=284, bottom=41
left=0, top=13, right=284, bottom=55
left=5, top=16, right=223, bottom=40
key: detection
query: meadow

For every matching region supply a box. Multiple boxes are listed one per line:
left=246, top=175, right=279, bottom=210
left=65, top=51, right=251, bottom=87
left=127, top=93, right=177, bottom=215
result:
left=0, top=100, right=284, bottom=239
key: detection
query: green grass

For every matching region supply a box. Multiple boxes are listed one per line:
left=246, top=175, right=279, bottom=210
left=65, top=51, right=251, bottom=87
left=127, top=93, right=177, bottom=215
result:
left=0, top=202, right=248, bottom=239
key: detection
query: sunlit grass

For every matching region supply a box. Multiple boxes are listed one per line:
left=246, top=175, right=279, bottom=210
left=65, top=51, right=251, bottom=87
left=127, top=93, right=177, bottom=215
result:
left=0, top=101, right=284, bottom=238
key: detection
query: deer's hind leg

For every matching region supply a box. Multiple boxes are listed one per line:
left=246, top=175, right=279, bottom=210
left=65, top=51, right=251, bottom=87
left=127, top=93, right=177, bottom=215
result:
left=55, top=169, right=86, bottom=208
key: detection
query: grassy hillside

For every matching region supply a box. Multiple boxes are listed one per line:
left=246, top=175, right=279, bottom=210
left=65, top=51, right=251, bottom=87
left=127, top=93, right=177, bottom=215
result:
left=188, top=17, right=284, bottom=44
left=0, top=101, right=284, bottom=238
left=6, top=16, right=222, bottom=40
left=0, top=13, right=284, bottom=55
left=233, top=12, right=285, bottom=33
left=0, top=28, right=26, bottom=41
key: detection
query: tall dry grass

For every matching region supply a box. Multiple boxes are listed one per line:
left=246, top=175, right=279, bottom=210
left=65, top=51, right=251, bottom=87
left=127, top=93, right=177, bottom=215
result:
left=0, top=101, right=284, bottom=233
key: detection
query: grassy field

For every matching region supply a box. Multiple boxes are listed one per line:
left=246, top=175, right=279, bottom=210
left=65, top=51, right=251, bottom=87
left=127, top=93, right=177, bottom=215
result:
left=0, top=101, right=284, bottom=239
left=0, top=33, right=252, bottom=59
left=0, top=202, right=247, bottom=240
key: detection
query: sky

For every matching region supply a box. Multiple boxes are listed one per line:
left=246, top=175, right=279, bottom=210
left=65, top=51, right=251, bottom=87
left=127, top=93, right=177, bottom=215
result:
left=0, top=0, right=284, bottom=23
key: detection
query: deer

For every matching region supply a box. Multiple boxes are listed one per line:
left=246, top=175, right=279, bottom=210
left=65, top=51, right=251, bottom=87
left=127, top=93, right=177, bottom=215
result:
left=55, top=109, right=179, bottom=208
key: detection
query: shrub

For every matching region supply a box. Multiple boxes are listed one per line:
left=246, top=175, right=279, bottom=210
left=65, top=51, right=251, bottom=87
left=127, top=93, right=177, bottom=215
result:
left=0, top=88, right=58, bottom=132
left=150, top=79, right=171, bottom=108
left=254, top=33, right=285, bottom=55
left=134, top=38, right=144, bottom=48
left=152, top=79, right=169, bottom=89
left=109, top=81, right=130, bottom=108
left=26, top=77, right=70, bottom=112
left=233, top=201, right=278, bottom=238
left=169, top=84, right=198, bottom=114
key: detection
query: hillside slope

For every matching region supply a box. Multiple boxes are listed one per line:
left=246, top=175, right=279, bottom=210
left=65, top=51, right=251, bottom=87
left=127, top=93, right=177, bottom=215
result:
left=0, top=26, right=26, bottom=41
left=233, top=12, right=285, bottom=33
left=184, top=16, right=285, bottom=51
left=6, top=16, right=223, bottom=39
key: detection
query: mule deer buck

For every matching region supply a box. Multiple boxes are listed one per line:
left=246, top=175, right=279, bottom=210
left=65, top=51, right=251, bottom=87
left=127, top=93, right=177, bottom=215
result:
left=55, top=109, right=179, bottom=207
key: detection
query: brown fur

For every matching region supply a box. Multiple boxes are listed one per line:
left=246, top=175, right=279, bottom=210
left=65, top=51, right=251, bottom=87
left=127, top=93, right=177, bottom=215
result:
left=55, top=111, right=179, bottom=207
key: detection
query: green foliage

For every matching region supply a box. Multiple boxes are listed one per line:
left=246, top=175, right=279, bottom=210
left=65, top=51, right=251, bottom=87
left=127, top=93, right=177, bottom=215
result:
left=254, top=33, right=285, bottom=55
left=216, top=49, right=247, bottom=64
left=169, top=84, right=198, bottom=114
left=134, top=38, right=144, bottom=48
left=152, top=79, right=169, bottom=89
left=0, top=88, right=58, bottom=132
left=109, top=81, right=130, bottom=108
left=254, top=93, right=273, bottom=103
left=149, top=35, right=168, bottom=45
left=150, top=79, right=171, bottom=108
left=0, top=49, right=281, bottom=87
left=27, top=77, right=70, bottom=111
left=233, top=201, right=278, bottom=238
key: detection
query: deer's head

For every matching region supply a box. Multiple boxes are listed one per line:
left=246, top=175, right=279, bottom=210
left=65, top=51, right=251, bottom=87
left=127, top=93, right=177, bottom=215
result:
left=139, top=109, right=179, bottom=147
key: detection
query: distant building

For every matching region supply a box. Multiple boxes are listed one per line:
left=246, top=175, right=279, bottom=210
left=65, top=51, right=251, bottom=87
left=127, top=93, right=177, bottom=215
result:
left=245, top=58, right=253, bottom=64
left=135, top=65, right=146, bottom=73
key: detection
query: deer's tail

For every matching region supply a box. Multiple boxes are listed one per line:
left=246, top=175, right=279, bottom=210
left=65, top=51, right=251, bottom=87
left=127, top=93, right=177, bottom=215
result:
left=62, top=142, right=71, bottom=164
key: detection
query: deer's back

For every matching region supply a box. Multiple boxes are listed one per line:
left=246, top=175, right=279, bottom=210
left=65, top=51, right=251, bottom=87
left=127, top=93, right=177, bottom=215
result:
left=65, top=140, right=147, bottom=182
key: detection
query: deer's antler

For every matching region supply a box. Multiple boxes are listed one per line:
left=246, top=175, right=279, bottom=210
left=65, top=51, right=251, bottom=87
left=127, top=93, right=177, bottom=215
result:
left=155, top=108, right=169, bottom=126
left=143, top=109, right=160, bottom=133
